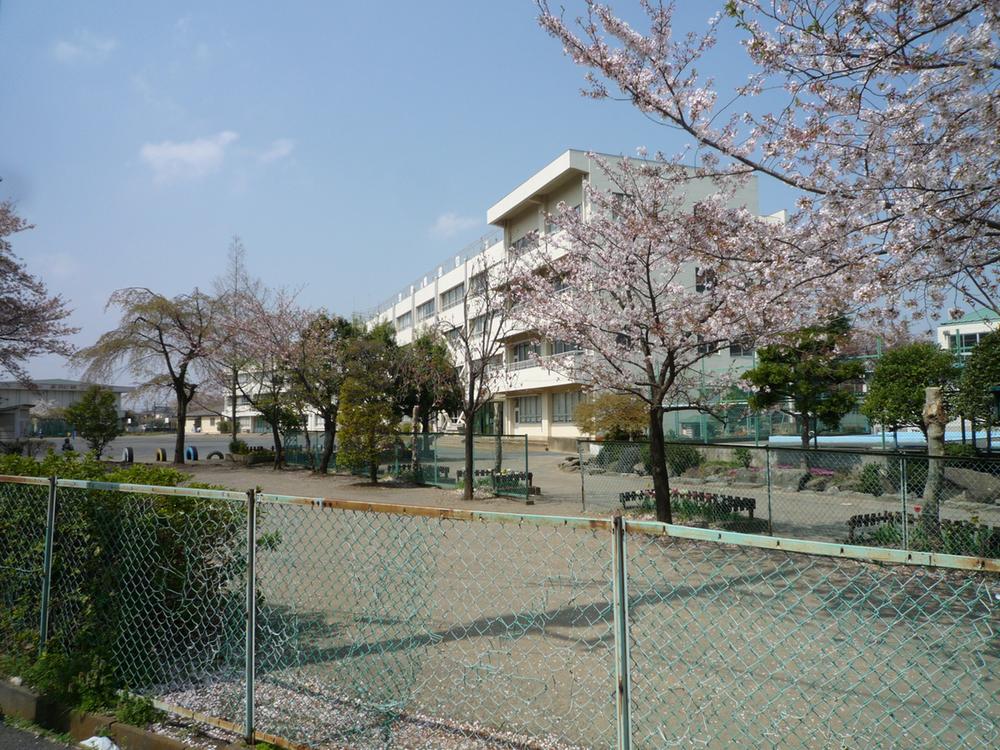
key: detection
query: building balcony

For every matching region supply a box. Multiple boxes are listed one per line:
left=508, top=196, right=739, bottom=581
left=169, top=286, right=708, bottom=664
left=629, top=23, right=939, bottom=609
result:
left=501, top=351, right=584, bottom=392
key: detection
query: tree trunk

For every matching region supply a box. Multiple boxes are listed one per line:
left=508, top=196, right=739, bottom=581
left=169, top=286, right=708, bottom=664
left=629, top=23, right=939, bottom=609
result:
left=318, top=410, right=336, bottom=474
left=649, top=406, right=672, bottom=524
left=463, top=415, right=475, bottom=501
left=921, top=386, right=948, bottom=542
left=270, top=422, right=283, bottom=470
left=369, top=442, right=378, bottom=484
left=412, top=405, right=421, bottom=478
left=421, top=412, right=431, bottom=433
left=174, top=389, right=188, bottom=464
left=302, top=428, right=314, bottom=471
left=230, top=366, right=239, bottom=444
left=800, top=415, right=811, bottom=451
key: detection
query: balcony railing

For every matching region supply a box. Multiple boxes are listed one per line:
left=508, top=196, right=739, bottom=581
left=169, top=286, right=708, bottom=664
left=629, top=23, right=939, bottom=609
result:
left=506, top=350, right=583, bottom=373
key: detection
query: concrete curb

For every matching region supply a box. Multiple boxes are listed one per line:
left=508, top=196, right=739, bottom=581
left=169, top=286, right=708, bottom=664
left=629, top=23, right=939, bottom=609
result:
left=0, top=681, right=204, bottom=750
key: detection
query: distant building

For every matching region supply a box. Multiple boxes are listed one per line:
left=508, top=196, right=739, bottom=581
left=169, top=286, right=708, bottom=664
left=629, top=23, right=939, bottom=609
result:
left=184, top=400, right=227, bottom=434
left=0, top=379, right=131, bottom=440
left=936, top=309, right=1000, bottom=357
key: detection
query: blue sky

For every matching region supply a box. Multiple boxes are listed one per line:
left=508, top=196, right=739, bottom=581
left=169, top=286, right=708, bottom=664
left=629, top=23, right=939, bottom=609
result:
left=1, top=1, right=791, bottom=379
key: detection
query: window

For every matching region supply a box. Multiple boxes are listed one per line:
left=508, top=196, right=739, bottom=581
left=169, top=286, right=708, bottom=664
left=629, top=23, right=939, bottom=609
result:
left=947, top=332, right=984, bottom=354
left=697, top=335, right=719, bottom=355
left=513, top=341, right=540, bottom=362
left=444, top=327, right=462, bottom=347
left=515, top=396, right=542, bottom=423
left=510, top=235, right=533, bottom=255
left=610, top=192, right=630, bottom=221
left=469, top=314, right=487, bottom=335
left=728, top=339, right=754, bottom=357
left=552, top=339, right=580, bottom=354
left=416, top=299, right=435, bottom=322
left=469, top=272, right=487, bottom=295
left=695, top=267, right=716, bottom=293
left=396, top=311, right=412, bottom=330
left=440, top=283, right=464, bottom=311
left=545, top=214, right=560, bottom=234
left=552, top=391, right=582, bottom=423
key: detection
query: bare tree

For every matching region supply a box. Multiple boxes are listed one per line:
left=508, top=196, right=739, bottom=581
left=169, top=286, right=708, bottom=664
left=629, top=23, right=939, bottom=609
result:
left=441, top=253, right=518, bottom=500
left=74, top=288, right=220, bottom=464
left=0, top=199, right=76, bottom=383
left=209, top=236, right=262, bottom=444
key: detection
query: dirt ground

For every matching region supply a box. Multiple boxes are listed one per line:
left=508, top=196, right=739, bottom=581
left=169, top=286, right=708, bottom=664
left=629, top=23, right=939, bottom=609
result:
left=180, top=459, right=588, bottom=518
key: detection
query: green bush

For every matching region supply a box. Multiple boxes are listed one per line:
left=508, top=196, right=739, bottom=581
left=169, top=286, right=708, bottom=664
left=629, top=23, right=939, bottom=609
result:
left=733, top=447, right=753, bottom=469
left=665, top=443, right=704, bottom=476
left=229, top=438, right=250, bottom=454
left=0, top=454, right=246, bottom=714
left=115, top=693, right=164, bottom=726
left=857, top=463, right=884, bottom=496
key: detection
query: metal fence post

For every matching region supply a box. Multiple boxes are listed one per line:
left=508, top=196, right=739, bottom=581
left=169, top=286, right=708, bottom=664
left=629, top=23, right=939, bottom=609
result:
left=524, top=436, right=529, bottom=503
left=900, top=456, right=909, bottom=550
left=579, top=441, right=587, bottom=512
left=611, top=514, right=632, bottom=750
left=38, top=475, right=58, bottom=654
left=244, top=489, right=257, bottom=745
left=765, top=447, right=773, bottom=536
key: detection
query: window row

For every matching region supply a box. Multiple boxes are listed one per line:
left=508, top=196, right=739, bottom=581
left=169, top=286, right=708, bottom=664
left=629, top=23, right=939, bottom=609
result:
left=514, top=390, right=583, bottom=424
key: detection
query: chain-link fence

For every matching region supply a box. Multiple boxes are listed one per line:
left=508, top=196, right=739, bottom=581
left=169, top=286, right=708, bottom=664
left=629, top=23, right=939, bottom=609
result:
left=578, top=441, right=1000, bottom=557
left=1, top=474, right=997, bottom=749
left=284, top=432, right=534, bottom=500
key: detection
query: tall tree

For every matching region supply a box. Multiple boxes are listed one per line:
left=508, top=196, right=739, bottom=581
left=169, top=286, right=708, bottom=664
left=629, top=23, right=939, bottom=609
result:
left=0, top=199, right=76, bottom=382
left=397, top=331, right=463, bottom=433
left=209, top=236, right=262, bottom=445
left=861, top=342, right=959, bottom=438
left=286, top=312, right=360, bottom=474
left=537, top=1, right=1000, bottom=317
left=743, top=317, right=865, bottom=450
left=338, top=322, right=402, bottom=483
left=441, top=253, right=520, bottom=501
left=64, top=385, right=121, bottom=458
left=74, top=288, right=219, bottom=463
left=513, top=157, right=804, bottom=523
left=235, top=289, right=299, bottom=469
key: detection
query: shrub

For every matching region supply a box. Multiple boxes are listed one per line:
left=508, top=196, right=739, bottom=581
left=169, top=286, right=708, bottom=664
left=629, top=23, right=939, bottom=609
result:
left=665, top=443, right=703, bottom=476
left=857, top=463, right=884, bottom=496
left=0, top=454, right=246, bottom=714
left=229, top=438, right=250, bottom=454
left=733, top=447, right=753, bottom=469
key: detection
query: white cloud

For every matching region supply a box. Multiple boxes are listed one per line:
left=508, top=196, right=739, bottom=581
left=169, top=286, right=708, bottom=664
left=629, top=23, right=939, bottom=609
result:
left=35, top=252, right=81, bottom=280
left=430, top=212, right=479, bottom=239
left=51, top=30, right=117, bottom=64
left=139, top=131, right=239, bottom=183
left=258, top=138, right=295, bottom=164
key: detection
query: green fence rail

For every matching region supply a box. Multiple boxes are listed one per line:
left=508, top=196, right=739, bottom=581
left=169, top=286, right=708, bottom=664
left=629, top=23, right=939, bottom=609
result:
left=578, top=440, right=1000, bottom=558
left=0, top=475, right=996, bottom=748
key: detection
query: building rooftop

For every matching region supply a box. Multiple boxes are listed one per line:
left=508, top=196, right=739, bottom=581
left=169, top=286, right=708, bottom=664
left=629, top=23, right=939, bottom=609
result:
left=942, top=309, right=1000, bottom=325
left=0, top=379, right=132, bottom=393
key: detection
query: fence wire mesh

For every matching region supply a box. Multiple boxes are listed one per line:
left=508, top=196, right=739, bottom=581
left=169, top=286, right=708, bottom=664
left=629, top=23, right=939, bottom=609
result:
left=252, top=497, right=615, bottom=749
left=0, top=477, right=49, bottom=662
left=623, top=527, right=998, bottom=749
left=1, top=475, right=997, bottom=750
left=579, top=441, right=1000, bottom=557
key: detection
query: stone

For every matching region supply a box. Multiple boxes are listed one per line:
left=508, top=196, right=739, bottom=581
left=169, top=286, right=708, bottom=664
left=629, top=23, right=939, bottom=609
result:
left=824, top=485, right=840, bottom=494
left=944, top=466, right=1000, bottom=504
left=771, top=469, right=809, bottom=491
left=614, top=444, right=643, bottom=473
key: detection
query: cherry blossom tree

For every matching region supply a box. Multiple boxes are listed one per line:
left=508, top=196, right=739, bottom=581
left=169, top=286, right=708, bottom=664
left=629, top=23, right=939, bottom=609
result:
left=75, top=288, right=220, bottom=464
left=513, top=156, right=812, bottom=522
left=1, top=200, right=76, bottom=383
left=537, top=1, right=1000, bottom=320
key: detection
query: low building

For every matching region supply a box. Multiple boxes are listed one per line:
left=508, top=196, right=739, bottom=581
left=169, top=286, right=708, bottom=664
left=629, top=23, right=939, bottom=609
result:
left=184, top=401, right=227, bottom=434
left=0, top=379, right=131, bottom=440
left=936, top=309, right=999, bottom=357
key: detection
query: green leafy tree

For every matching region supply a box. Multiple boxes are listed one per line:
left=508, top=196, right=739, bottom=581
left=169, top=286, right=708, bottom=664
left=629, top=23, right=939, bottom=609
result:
left=743, top=317, right=864, bottom=450
left=955, top=331, right=1000, bottom=445
left=861, top=342, right=958, bottom=438
left=397, top=331, right=462, bottom=431
left=337, top=323, right=402, bottom=483
left=65, top=386, right=122, bottom=458
left=574, top=392, right=646, bottom=439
